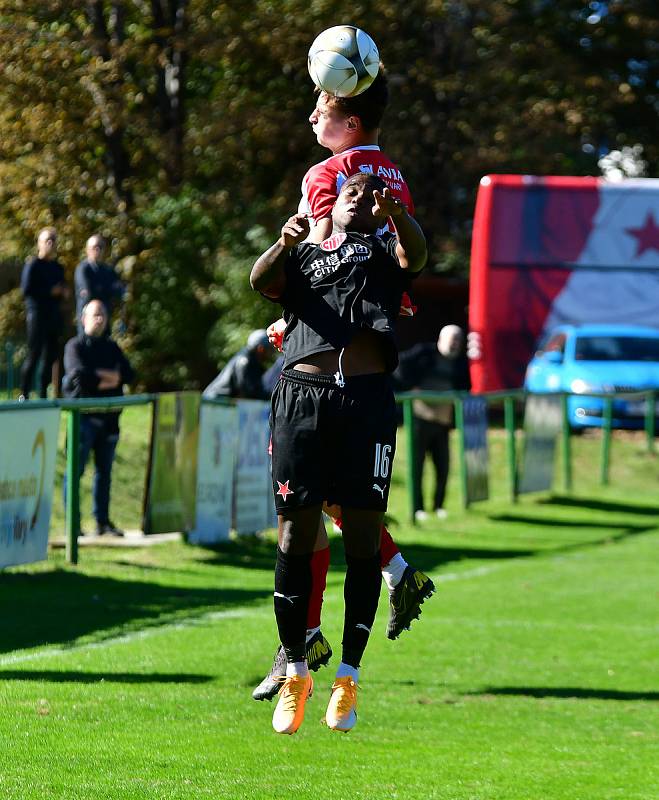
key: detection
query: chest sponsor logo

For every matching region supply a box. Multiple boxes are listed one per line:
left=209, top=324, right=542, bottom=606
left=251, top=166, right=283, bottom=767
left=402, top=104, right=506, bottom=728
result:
left=320, top=232, right=347, bottom=251
left=310, top=242, right=373, bottom=278
left=339, top=242, right=369, bottom=261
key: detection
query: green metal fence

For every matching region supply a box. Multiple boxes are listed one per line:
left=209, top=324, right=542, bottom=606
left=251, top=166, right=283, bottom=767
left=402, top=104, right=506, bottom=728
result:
left=1, top=388, right=657, bottom=563
left=397, top=388, right=657, bottom=525
left=60, top=395, right=155, bottom=564
left=0, top=341, right=17, bottom=399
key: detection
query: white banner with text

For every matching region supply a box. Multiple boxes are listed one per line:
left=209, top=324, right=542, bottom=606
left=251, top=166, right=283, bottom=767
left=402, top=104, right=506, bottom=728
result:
left=189, top=403, right=238, bottom=544
left=0, top=408, right=60, bottom=568
left=234, top=400, right=276, bottom=535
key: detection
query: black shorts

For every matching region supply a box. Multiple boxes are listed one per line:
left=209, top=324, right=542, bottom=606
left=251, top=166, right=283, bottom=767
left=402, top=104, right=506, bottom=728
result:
left=270, top=369, right=397, bottom=513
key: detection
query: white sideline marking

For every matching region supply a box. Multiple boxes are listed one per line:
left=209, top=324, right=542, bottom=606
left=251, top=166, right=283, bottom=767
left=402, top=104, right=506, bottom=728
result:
left=4, top=539, right=650, bottom=667
left=0, top=566, right=504, bottom=668
left=429, top=533, right=654, bottom=588
left=433, top=616, right=659, bottom=634
left=434, top=565, right=500, bottom=583
left=0, top=608, right=266, bottom=667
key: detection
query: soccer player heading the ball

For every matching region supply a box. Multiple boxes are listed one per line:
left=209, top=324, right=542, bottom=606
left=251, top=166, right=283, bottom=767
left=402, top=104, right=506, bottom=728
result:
left=302, top=69, right=414, bottom=244
left=250, top=172, right=427, bottom=735
left=252, top=67, right=435, bottom=704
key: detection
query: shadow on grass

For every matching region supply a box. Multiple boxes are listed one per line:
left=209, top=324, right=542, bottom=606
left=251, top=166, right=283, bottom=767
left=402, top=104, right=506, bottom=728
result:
left=469, top=686, right=659, bottom=702
left=196, top=522, right=542, bottom=575
left=0, top=570, right=269, bottom=655
left=0, top=670, right=213, bottom=684
left=489, top=513, right=652, bottom=531
left=195, top=536, right=276, bottom=572
left=195, top=519, right=657, bottom=579
left=540, top=496, right=659, bottom=516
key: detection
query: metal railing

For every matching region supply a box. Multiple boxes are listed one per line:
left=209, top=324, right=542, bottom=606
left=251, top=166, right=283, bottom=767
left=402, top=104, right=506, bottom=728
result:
left=1, top=387, right=656, bottom=562
left=1, top=341, right=17, bottom=399
left=59, top=395, right=155, bottom=564
left=397, top=388, right=657, bottom=524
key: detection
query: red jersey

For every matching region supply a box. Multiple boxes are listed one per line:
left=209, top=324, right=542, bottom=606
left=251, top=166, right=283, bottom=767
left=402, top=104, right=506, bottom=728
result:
left=299, top=145, right=415, bottom=236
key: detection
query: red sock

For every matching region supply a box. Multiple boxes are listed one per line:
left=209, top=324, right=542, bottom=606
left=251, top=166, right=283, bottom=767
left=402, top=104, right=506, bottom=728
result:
left=379, top=525, right=400, bottom=569
left=307, top=545, right=330, bottom=629
left=333, top=515, right=401, bottom=572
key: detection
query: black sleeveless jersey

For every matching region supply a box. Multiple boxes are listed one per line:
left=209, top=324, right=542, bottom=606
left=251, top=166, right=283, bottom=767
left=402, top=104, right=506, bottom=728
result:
left=278, top=231, right=412, bottom=372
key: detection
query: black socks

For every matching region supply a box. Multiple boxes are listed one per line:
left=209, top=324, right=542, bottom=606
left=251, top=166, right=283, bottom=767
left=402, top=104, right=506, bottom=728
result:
left=273, top=546, right=312, bottom=664
left=341, top=551, right=382, bottom=668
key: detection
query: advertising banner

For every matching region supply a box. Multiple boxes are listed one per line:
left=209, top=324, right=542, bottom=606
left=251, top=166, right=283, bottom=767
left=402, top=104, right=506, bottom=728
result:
left=234, top=400, right=275, bottom=535
left=189, top=404, right=238, bottom=545
left=144, top=392, right=200, bottom=534
left=462, top=396, right=489, bottom=503
left=517, top=395, right=562, bottom=494
left=469, top=175, right=659, bottom=392
left=0, top=408, right=60, bottom=568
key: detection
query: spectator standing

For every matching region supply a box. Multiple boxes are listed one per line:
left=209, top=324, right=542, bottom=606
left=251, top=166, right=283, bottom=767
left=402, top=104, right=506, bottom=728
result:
left=20, top=227, right=69, bottom=399
left=74, top=235, right=125, bottom=333
left=396, top=325, right=470, bottom=521
left=63, top=299, right=135, bottom=536
left=203, top=330, right=274, bottom=400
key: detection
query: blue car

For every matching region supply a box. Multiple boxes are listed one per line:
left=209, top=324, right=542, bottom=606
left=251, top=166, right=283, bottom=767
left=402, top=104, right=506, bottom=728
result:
left=524, top=324, right=659, bottom=429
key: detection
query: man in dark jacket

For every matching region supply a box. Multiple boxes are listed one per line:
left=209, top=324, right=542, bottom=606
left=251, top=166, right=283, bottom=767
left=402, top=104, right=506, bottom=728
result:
left=20, top=227, right=69, bottom=399
left=74, top=234, right=125, bottom=333
left=63, top=299, right=134, bottom=535
left=396, top=325, right=471, bottom=521
left=203, top=329, right=274, bottom=400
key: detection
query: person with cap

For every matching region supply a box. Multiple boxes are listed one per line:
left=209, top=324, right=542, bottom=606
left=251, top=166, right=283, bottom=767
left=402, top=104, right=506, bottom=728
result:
left=203, top=329, right=274, bottom=400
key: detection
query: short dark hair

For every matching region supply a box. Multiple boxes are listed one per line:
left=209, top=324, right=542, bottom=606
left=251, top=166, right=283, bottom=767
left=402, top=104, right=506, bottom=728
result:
left=323, top=67, right=389, bottom=132
left=340, top=171, right=388, bottom=194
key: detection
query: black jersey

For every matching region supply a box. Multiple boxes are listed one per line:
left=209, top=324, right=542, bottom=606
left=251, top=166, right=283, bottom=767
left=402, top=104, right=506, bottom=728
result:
left=278, top=231, right=410, bottom=372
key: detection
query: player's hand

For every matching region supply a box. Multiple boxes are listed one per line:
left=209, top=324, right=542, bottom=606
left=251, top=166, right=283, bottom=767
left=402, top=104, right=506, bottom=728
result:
left=267, top=318, right=286, bottom=352
left=372, top=187, right=405, bottom=219
left=279, top=214, right=310, bottom=248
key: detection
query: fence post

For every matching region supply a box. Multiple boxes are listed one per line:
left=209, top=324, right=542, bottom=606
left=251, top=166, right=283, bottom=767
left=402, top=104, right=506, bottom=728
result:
left=65, top=409, right=81, bottom=565
left=6, top=342, right=14, bottom=399
left=561, top=393, right=573, bottom=493
left=403, top=397, right=417, bottom=525
left=600, top=396, right=613, bottom=486
left=645, top=390, right=656, bottom=454
left=503, top=394, right=517, bottom=503
left=454, top=395, right=469, bottom=510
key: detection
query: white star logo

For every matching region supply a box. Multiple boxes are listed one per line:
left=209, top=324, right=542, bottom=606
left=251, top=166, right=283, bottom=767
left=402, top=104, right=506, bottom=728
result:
left=276, top=480, right=294, bottom=501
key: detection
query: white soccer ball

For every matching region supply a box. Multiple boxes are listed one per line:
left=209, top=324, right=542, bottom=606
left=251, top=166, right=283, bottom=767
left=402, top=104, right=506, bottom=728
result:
left=308, top=25, right=380, bottom=98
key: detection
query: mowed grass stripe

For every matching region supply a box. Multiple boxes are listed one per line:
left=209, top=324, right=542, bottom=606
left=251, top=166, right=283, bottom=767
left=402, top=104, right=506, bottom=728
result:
left=1, top=415, right=658, bottom=799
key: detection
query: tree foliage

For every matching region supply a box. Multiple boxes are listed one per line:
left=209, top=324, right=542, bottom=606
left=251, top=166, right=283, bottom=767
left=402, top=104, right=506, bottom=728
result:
left=0, top=1, right=657, bottom=386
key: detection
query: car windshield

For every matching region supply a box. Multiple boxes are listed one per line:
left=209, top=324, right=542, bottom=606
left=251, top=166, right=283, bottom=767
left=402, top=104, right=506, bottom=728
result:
left=574, top=335, right=659, bottom=362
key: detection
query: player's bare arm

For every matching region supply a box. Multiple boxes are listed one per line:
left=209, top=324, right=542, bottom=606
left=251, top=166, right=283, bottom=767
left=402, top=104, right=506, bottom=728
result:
left=250, top=214, right=310, bottom=298
left=372, top=188, right=427, bottom=273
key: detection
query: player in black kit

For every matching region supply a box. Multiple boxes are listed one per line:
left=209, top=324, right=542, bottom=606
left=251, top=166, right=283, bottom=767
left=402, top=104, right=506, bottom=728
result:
left=250, top=172, right=426, bottom=735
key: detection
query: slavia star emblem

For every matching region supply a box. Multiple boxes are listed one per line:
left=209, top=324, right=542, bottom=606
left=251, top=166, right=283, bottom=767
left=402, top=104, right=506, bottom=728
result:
left=276, top=480, right=294, bottom=501
left=625, top=211, right=659, bottom=257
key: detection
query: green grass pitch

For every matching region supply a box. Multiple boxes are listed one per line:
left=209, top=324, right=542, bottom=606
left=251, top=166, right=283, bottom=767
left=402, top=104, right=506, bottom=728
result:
left=1, top=408, right=658, bottom=799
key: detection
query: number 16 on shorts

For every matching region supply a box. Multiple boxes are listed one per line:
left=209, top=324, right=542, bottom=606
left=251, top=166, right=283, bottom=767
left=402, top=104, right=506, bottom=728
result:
left=373, top=442, right=391, bottom=478
left=372, top=443, right=392, bottom=504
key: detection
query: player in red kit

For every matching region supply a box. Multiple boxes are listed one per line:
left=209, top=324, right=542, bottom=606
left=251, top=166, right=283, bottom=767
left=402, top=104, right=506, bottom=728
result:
left=252, top=71, right=435, bottom=703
